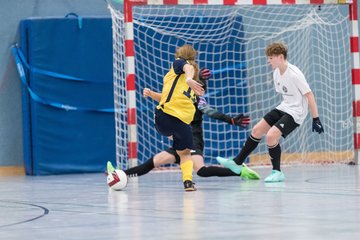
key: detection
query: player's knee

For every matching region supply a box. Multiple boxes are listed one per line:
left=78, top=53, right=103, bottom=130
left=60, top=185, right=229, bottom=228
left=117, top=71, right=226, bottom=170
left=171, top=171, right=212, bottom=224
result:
left=153, top=151, right=175, bottom=167
left=152, top=154, right=162, bottom=168
left=266, top=130, right=280, bottom=145
left=197, top=166, right=210, bottom=177
left=252, top=124, right=263, bottom=137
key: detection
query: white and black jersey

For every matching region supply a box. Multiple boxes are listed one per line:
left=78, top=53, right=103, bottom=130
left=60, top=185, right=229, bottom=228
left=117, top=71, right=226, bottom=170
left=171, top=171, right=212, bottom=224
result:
left=273, top=63, right=311, bottom=125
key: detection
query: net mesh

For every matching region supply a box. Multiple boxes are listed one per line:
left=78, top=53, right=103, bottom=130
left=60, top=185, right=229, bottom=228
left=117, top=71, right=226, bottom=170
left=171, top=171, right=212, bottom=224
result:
left=110, top=6, right=128, bottom=169
left=110, top=4, right=353, bottom=170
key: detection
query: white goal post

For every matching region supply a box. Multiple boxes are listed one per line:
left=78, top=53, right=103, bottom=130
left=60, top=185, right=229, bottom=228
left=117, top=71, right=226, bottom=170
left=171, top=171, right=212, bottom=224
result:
left=109, top=0, right=359, bottom=170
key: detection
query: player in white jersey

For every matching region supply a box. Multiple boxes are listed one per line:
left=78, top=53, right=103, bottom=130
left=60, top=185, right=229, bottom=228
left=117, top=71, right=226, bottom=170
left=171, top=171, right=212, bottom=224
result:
left=217, top=42, right=324, bottom=182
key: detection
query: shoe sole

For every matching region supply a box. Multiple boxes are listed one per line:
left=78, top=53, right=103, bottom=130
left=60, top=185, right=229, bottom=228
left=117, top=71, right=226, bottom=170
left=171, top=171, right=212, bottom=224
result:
left=242, top=175, right=260, bottom=180
left=264, top=179, right=285, bottom=183
left=185, top=187, right=197, bottom=192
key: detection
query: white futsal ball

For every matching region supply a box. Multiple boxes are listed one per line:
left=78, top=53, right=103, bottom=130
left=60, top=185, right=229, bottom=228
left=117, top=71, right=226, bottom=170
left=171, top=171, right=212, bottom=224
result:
left=107, top=169, right=128, bottom=191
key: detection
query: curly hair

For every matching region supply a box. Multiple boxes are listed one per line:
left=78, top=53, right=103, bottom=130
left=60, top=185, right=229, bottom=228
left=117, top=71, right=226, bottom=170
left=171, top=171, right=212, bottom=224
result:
left=265, top=42, right=288, bottom=59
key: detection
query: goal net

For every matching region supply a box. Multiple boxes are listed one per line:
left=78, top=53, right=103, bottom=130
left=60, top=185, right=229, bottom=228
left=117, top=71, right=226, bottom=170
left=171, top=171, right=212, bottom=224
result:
left=110, top=3, right=353, bottom=170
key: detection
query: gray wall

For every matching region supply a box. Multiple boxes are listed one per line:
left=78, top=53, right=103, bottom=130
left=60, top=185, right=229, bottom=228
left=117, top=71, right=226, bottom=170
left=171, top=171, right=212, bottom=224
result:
left=0, top=0, right=110, bottom=166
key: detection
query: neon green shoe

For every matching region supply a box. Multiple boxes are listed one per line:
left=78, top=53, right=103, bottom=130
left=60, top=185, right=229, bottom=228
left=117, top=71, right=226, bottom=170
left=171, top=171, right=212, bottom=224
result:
left=107, top=161, right=116, bottom=174
left=264, top=170, right=285, bottom=182
left=240, top=163, right=261, bottom=180
left=216, top=156, right=242, bottom=174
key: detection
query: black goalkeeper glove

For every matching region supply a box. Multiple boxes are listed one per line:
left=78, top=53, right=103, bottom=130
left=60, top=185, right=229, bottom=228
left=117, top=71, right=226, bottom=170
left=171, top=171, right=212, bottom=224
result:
left=231, top=114, right=250, bottom=128
left=312, top=117, right=324, bottom=134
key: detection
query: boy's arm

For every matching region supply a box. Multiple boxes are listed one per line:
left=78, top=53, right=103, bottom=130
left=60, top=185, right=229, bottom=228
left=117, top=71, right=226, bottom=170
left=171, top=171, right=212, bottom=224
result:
left=305, top=91, right=319, bottom=118
left=305, top=91, right=324, bottom=133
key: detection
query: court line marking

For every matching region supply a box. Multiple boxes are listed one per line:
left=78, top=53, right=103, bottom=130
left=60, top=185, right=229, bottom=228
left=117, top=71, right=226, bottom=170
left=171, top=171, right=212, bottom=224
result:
left=0, top=200, right=49, bottom=228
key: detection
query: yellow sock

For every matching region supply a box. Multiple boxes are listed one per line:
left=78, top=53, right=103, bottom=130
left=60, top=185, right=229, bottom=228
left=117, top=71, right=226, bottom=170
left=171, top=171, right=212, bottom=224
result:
left=180, top=160, right=193, bottom=182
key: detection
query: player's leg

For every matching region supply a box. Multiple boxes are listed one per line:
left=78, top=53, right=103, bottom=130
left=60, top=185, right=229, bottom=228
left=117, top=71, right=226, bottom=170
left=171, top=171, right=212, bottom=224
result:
left=216, top=119, right=271, bottom=176
left=216, top=110, right=282, bottom=177
left=213, top=158, right=261, bottom=179
left=264, top=112, right=299, bottom=182
left=171, top=123, right=196, bottom=191
left=177, top=149, right=196, bottom=191
left=155, top=109, right=196, bottom=191
left=124, top=150, right=176, bottom=177
left=191, top=151, right=238, bottom=177
left=233, top=116, right=273, bottom=165
left=264, top=126, right=285, bottom=182
left=266, top=126, right=282, bottom=171
left=153, top=149, right=177, bottom=167
left=192, top=155, right=239, bottom=177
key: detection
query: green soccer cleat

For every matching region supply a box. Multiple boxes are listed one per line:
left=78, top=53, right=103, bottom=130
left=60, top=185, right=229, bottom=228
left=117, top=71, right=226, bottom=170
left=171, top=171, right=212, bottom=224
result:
left=264, top=170, right=285, bottom=182
left=107, top=161, right=116, bottom=174
left=240, top=163, right=261, bottom=180
left=216, top=156, right=242, bottom=175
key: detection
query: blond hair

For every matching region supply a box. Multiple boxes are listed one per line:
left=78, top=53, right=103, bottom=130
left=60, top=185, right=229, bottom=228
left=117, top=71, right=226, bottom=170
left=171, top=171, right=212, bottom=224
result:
left=175, top=44, right=199, bottom=80
left=265, top=42, right=288, bottom=59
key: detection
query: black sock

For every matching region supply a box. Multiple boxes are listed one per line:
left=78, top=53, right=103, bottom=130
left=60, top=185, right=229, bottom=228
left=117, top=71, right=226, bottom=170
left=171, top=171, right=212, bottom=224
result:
left=268, top=143, right=281, bottom=171
left=124, top=157, right=154, bottom=177
left=197, top=166, right=238, bottom=177
left=234, top=135, right=261, bottom=165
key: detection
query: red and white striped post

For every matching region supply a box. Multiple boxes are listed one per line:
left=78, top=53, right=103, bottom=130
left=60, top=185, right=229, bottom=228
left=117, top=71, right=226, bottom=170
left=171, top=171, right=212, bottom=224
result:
left=350, top=0, right=360, bottom=165
left=123, top=0, right=358, bottom=165
left=123, top=0, right=147, bottom=167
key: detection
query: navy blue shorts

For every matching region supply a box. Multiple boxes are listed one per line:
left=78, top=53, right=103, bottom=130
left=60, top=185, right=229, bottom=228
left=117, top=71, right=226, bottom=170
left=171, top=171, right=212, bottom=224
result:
left=154, top=109, right=195, bottom=151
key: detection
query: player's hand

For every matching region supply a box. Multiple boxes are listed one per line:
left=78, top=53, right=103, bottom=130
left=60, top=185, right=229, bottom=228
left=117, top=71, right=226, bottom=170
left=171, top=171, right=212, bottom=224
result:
left=199, top=68, right=211, bottom=81
left=186, top=78, right=204, bottom=96
left=231, top=114, right=250, bottom=128
left=143, top=88, right=152, bottom=98
left=312, top=117, right=324, bottom=134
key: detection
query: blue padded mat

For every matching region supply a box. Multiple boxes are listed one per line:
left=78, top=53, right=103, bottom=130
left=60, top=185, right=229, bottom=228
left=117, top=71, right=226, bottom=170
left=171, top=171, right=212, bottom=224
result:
left=18, top=15, right=115, bottom=175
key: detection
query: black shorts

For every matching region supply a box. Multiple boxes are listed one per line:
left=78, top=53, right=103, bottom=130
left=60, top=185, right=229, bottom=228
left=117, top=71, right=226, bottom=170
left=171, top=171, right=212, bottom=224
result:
left=154, top=108, right=195, bottom=150
left=263, top=109, right=299, bottom=138
left=165, top=148, right=203, bottom=164
left=191, top=121, right=204, bottom=153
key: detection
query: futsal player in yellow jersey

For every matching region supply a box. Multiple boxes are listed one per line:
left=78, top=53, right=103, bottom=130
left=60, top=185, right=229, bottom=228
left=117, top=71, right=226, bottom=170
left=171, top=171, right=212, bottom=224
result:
left=155, top=44, right=204, bottom=191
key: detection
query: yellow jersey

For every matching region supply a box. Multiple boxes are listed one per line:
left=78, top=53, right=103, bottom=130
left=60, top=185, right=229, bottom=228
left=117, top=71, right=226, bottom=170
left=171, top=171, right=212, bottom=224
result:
left=157, top=59, right=196, bottom=124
